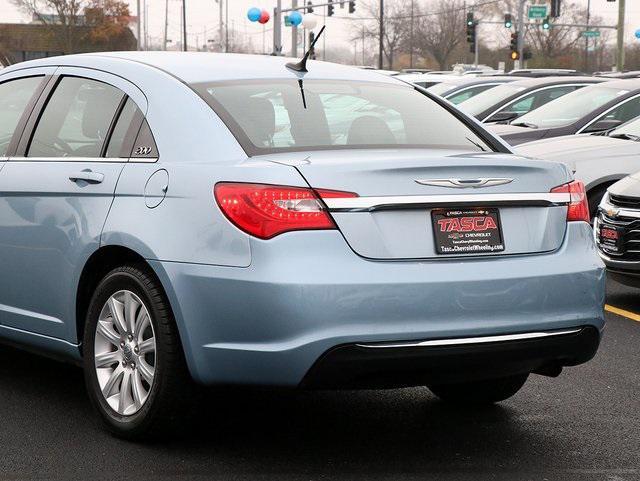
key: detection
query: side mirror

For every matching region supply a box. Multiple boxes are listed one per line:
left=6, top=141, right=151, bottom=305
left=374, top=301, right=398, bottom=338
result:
left=583, top=119, right=623, bottom=133
left=485, top=111, right=519, bottom=124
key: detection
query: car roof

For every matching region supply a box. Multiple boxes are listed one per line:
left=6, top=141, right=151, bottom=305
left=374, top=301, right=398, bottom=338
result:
left=1, top=51, right=404, bottom=85
left=592, top=78, right=640, bottom=90
left=506, top=75, right=605, bottom=88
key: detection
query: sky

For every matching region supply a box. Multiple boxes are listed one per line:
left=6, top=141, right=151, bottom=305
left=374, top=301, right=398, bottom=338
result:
left=2, top=0, right=640, bottom=58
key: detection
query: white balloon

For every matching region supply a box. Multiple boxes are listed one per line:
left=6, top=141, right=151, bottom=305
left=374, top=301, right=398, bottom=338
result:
left=301, top=14, right=318, bottom=29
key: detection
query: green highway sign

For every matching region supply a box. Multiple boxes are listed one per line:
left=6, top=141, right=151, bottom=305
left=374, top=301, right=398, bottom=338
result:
left=582, top=30, right=601, bottom=38
left=528, top=5, right=548, bottom=19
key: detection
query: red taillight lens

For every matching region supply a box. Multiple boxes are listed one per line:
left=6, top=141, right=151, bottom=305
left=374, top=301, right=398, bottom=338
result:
left=551, top=180, right=590, bottom=223
left=214, top=183, right=357, bottom=239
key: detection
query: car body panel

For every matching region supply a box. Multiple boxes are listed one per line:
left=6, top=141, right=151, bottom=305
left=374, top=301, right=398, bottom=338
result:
left=516, top=134, right=640, bottom=191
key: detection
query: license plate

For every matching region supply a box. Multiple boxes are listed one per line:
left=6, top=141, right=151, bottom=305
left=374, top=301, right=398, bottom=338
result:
left=599, top=224, right=622, bottom=254
left=431, top=208, right=505, bottom=255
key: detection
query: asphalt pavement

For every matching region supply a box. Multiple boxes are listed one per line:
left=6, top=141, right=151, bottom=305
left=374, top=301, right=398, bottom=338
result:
left=0, top=279, right=638, bottom=481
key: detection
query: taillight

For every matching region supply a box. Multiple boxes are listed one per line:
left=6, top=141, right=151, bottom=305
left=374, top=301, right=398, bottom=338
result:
left=551, top=180, right=590, bottom=223
left=214, top=183, right=357, bottom=239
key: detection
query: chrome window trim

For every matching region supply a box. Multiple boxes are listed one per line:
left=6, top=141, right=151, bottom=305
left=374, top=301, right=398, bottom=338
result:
left=576, top=92, right=640, bottom=134
left=480, top=83, right=591, bottom=122
left=8, top=156, right=158, bottom=163
left=355, top=328, right=582, bottom=349
left=324, top=192, right=570, bottom=212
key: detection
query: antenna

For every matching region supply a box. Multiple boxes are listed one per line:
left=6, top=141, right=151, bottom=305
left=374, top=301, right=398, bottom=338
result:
left=286, top=25, right=326, bottom=73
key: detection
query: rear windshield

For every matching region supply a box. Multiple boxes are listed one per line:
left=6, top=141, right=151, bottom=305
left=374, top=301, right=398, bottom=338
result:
left=458, top=83, right=527, bottom=115
left=193, top=80, right=493, bottom=155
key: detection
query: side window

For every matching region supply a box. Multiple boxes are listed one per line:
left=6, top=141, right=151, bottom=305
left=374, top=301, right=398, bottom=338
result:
left=28, top=76, right=124, bottom=158
left=448, top=85, right=495, bottom=105
left=105, top=98, right=141, bottom=158
left=501, top=86, right=578, bottom=117
left=505, top=94, right=535, bottom=115
left=0, top=76, right=43, bottom=157
left=131, top=120, right=159, bottom=159
left=600, top=96, right=640, bottom=124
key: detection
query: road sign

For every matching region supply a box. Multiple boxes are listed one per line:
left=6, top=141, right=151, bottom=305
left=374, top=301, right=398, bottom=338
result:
left=528, top=5, right=548, bottom=19
left=583, top=30, right=601, bottom=38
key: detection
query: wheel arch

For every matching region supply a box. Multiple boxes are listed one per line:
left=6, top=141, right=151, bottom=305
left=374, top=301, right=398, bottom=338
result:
left=75, top=245, right=169, bottom=354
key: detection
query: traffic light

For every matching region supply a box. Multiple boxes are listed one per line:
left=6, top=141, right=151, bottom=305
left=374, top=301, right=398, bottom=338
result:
left=504, top=13, right=512, bottom=29
left=466, top=12, right=474, bottom=27
left=510, top=32, right=519, bottom=60
left=542, top=16, right=550, bottom=30
left=327, top=0, right=334, bottom=16
left=550, top=0, right=562, bottom=17
left=348, top=0, right=355, bottom=14
left=466, top=13, right=475, bottom=42
left=307, top=1, right=314, bottom=13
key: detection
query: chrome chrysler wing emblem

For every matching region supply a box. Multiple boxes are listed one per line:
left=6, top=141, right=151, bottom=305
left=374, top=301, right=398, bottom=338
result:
left=415, top=178, right=514, bottom=189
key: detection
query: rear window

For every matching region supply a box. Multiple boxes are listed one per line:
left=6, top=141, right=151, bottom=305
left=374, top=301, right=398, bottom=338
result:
left=193, top=80, right=493, bottom=155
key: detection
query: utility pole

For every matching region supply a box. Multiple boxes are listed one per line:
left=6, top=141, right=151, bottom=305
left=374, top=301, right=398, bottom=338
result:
left=617, top=0, right=626, bottom=72
left=517, top=0, right=525, bottom=68
left=584, top=0, right=591, bottom=72
left=136, top=0, right=141, bottom=50
left=292, top=0, right=298, bottom=57
left=378, top=0, right=384, bottom=69
left=409, top=0, right=414, bottom=68
left=182, top=0, right=187, bottom=51
left=164, top=0, right=169, bottom=50
left=225, top=0, right=229, bottom=52
left=474, top=23, right=479, bottom=67
left=219, top=0, right=223, bottom=52
left=273, top=0, right=282, bottom=55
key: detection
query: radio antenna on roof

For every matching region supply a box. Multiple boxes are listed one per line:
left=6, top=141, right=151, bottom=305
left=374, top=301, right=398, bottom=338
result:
left=286, top=25, right=326, bottom=73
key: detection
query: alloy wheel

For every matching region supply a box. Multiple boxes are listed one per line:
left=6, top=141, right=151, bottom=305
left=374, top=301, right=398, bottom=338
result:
left=94, top=290, right=156, bottom=416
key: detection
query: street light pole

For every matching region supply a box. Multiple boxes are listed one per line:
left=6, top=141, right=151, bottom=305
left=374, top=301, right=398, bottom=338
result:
left=164, top=0, right=169, bottom=50
left=378, top=0, right=384, bottom=69
left=584, top=0, right=591, bottom=72
left=617, top=0, right=626, bottom=72
left=136, top=0, right=141, bottom=50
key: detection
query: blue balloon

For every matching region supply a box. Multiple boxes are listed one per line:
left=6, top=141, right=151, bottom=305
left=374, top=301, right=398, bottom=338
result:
left=289, top=11, right=303, bottom=26
left=247, top=7, right=261, bottom=22
left=636, top=29, right=640, bottom=39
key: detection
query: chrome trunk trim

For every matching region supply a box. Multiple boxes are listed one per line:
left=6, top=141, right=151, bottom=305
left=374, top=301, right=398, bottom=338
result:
left=355, top=329, right=582, bottom=349
left=324, top=192, right=570, bottom=212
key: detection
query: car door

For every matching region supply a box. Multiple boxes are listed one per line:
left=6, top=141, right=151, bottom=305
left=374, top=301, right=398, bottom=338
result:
left=0, top=67, right=147, bottom=342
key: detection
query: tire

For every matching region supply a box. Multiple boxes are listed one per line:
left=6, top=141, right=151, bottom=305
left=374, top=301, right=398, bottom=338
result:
left=428, top=374, right=528, bottom=405
left=83, top=265, right=192, bottom=439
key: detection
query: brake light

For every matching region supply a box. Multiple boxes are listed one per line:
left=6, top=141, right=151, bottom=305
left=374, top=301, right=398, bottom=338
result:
left=214, top=183, right=357, bottom=239
left=551, top=180, right=589, bottom=223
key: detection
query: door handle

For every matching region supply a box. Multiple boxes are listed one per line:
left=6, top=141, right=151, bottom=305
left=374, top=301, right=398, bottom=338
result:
left=69, top=171, right=104, bottom=184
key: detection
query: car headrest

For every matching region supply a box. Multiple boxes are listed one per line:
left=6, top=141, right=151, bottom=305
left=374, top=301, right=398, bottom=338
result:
left=80, top=88, right=118, bottom=140
left=347, top=115, right=396, bottom=145
left=244, top=97, right=276, bottom=145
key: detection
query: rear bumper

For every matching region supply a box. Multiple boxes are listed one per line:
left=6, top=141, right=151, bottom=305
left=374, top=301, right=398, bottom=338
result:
left=302, top=327, right=600, bottom=389
left=150, top=221, right=605, bottom=387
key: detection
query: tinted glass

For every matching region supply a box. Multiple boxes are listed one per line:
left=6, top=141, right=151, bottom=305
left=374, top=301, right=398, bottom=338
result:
left=514, top=85, right=629, bottom=129
left=497, top=85, right=578, bottom=117
left=610, top=114, right=640, bottom=137
left=29, top=77, right=124, bottom=158
left=598, top=96, right=640, bottom=125
left=447, top=84, right=498, bottom=105
left=458, top=83, right=526, bottom=116
left=105, top=98, right=140, bottom=158
left=194, top=80, right=492, bottom=155
left=0, top=76, right=43, bottom=156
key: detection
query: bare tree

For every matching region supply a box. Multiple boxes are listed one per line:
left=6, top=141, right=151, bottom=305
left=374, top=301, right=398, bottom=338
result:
left=413, top=0, right=467, bottom=70
left=350, top=0, right=410, bottom=70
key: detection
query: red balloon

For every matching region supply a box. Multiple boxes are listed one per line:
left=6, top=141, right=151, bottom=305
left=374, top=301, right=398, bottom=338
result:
left=258, top=9, right=270, bottom=24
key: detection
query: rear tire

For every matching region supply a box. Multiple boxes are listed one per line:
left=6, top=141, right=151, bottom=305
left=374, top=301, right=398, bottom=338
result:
left=428, top=374, right=528, bottom=405
left=83, top=265, right=192, bottom=439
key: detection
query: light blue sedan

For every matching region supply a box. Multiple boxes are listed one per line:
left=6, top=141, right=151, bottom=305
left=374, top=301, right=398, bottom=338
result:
left=0, top=52, right=605, bottom=438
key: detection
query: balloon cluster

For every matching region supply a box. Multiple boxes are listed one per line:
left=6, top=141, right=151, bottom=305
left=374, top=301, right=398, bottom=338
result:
left=247, top=7, right=318, bottom=29
left=247, top=7, right=270, bottom=24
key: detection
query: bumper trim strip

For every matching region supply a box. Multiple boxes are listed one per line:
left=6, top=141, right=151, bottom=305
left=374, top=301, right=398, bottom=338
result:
left=355, top=328, right=582, bottom=349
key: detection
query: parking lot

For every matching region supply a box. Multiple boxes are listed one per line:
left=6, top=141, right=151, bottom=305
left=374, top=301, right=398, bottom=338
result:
left=0, top=278, right=634, bottom=481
